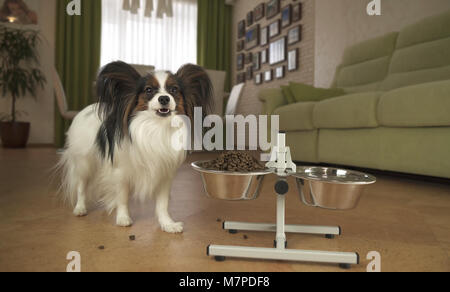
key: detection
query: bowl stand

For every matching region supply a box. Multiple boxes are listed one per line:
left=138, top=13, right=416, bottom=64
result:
left=206, top=133, right=359, bottom=269
left=207, top=186, right=359, bottom=269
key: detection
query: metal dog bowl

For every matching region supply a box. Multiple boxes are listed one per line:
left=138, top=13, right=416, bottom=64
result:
left=292, top=167, right=376, bottom=210
left=192, top=161, right=272, bottom=201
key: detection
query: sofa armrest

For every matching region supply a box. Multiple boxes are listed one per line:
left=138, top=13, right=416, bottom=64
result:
left=258, top=88, right=287, bottom=115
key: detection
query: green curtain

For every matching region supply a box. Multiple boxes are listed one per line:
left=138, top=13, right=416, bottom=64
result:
left=55, top=0, right=102, bottom=147
left=197, top=0, right=232, bottom=92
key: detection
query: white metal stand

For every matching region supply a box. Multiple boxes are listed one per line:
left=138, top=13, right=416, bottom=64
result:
left=206, top=133, right=360, bottom=269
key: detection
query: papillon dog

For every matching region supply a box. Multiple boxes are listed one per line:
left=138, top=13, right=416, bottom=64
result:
left=59, top=61, right=213, bottom=233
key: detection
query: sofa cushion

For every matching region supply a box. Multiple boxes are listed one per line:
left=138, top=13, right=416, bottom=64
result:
left=378, top=80, right=450, bottom=127
left=341, top=32, right=398, bottom=66
left=313, top=92, right=381, bottom=129
left=274, top=102, right=316, bottom=131
left=341, top=82, right=380, bottom=94
left=395, top=10, right=450, bottom=50
left=380, top=65, right=450, bottom=91
left=390, top=37, right=450, bottom=74
left=289, top=82, right=345, bottom=103
left=336, top=56, right=391, bottom=88
left=381, top=11, right=450, bottom=91
left=258, top=88, right=287, bottom=115
left=281, top=85, right=296, bottom=104
left=381, top=37, right=450, bottom=91
left=332, top=32, right=398, bottom=89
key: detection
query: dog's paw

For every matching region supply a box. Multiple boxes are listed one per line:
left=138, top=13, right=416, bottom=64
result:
left=161, top=222, right=184, bottom=234
left=73, top=205, right=88, bottom=217
left=116, top=216, right=134, bottom=227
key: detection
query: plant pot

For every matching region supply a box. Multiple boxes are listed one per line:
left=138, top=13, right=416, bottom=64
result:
left=0, top=122, right=30, bottom=148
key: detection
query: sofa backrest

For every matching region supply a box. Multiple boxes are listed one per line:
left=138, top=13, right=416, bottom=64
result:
left=380, top=10, right=450, bottom=91
left=332, top=32, right=398, bottom=93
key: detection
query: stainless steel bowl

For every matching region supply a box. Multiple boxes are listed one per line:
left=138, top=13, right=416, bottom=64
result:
left=291, top=167, right=376, bottom=210
left=192, top=161, right=272, bottom=201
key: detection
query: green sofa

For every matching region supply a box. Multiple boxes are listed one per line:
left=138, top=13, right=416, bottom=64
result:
left=259, top=11, right=450, bottom=179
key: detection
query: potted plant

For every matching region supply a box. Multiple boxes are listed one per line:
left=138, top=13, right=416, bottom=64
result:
left=0, top=25, right=46, bottom=148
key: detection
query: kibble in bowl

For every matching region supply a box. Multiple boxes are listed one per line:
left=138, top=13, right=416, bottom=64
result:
left=199, top=151, right=266, bottom=173
left=192, top=151, right=272, bottom=201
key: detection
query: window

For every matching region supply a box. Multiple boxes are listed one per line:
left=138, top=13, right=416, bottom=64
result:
left=101, top=0, right=198, bottom=72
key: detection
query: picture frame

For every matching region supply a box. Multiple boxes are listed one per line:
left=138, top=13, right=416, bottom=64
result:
left=238, top=20, right=246, bottom=39
left=246, top=11, right=254, bottom=27
left=246, top=66, right=253, bottom=80
left=264, top=70, right=273, bottom=82
left=288, top=25, right=302, bottom=45
left=245, top=52, right=253, bottom=64
left=266, top=0, right=280, bottom=20
left=237, top=53, right=244, bottom=71
left=281, top=4, right=291, bottom=28
left=237, top=40, right=245, bottom=52
left=260, top=26, right=268, bottom=46
left=255, top=73, right=263, bottom=85
left=275, top=66, right=285, bottom=79
left=254, top=3, right=265, bottom=21
left=253, top=52, right=261, bottom=71
left=261, top=48, right=268, bottom=64
left=292, top=2, right=303, bottom=22
left=0, top=0, right=39, bottom=25
left=269, top=37, right=286, bottom=65
left=245, top=24, right=260, bottom=50
left=269, top=19, right=280, bottom=39
left=288, top=48, right=299, bottom=72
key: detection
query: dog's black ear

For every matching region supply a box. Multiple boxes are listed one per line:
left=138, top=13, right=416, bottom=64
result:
left=96, top=61, right=141, bottom=117
left=95, top=61, right=141, bottom=161
left=176, top=64, right=214, bottom=119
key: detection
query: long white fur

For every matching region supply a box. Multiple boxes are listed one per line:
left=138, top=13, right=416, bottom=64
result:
left=59, top=71, right=187, bottom=233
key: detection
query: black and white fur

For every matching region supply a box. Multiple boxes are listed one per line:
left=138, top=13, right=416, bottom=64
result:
left=58, top=61, right=213, bottom=233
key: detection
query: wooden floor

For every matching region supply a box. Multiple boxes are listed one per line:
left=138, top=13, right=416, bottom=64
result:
left=0, top=148, right=449, bottom=272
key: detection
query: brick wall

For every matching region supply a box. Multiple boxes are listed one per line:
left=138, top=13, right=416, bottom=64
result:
left=231, top=0, right=315, bottom=115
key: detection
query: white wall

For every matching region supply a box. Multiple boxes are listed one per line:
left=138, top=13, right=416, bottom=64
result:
left=315, top=0, right=450, bottom=88
left=0, top=0, right=56, bottom=145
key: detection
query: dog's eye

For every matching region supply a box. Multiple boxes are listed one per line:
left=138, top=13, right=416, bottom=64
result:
left=145, top=88, right=154, bottom=95
left=169, top=87, right=178, bottom=95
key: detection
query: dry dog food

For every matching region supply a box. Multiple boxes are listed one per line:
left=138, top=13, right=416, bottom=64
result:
left=201, top=151, right=265, bottom=172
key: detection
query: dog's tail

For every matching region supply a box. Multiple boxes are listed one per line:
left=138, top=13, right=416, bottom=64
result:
left=54, top=148, right=79, bottom=207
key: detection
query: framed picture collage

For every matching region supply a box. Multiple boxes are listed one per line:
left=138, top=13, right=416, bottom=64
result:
left=236, top=0, right=303, bottom=85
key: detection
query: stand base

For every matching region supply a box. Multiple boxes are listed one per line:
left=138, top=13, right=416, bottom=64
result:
left=223, top=221, right=341, bottom=236
left=208, top=221, right=358, bottom=268
left=208, top=245, right=359, bottom=266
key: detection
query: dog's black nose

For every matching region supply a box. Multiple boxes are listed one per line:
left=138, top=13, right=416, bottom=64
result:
left=158, top=96, right=170, bottom=106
